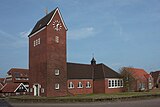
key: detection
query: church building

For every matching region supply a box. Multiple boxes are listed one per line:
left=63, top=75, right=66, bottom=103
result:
left=28, top=7, right=123, bottom=97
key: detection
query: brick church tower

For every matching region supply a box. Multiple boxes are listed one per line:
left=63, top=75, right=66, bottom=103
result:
left=28, top=8, right=68, bottom=97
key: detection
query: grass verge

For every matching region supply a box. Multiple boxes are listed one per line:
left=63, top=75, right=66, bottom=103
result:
left=7, top=90, right=160, bottom=103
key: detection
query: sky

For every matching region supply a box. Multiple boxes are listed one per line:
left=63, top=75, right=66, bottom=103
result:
left=0, top=0, right=160, bottom=77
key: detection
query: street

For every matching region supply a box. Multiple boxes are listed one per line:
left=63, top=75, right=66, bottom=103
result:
left=1, top=98, right=160, bottom=107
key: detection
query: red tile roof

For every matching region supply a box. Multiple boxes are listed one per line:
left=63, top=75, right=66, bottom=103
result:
left=124, top=67, right=150, bottom=81
left=1, top=83, right=21, bottom=93
left=7, top=68, right=29, bottom=77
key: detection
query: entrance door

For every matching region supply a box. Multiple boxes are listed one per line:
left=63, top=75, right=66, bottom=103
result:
left=33, top=84, right=40, bottom=96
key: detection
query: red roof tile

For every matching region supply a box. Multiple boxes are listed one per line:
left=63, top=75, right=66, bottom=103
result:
left=1, top=83, right=21, bottom=93
left=124, top=67, right=150, bottom=81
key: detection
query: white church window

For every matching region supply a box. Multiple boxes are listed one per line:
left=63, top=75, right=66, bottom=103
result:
left=68, top=82, right=74, bottom=89
left=77, top=82, right=83, bottom=88
left=108, top=79, right=123, bottom=88
left=86, top=82, right=91, bottom=88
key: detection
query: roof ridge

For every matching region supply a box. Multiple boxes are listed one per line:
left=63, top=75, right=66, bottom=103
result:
left=67, top=62, right=91, bottom=66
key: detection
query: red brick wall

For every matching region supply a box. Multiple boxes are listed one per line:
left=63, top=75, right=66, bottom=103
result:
left=29, top=27, right=47, bottom=96
left=29, top=9, right=67, bottom=97
left=46, top=10, right=67, bottom=97
left=105, top=79, right=123, bottom=93
left=67, top=79, right=93, bottom=95
left=93, top=79, right=105, bottom=93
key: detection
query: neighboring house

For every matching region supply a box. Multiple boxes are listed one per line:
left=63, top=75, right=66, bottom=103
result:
left=67, top=59, right=123, bottom=95
left=5, top=68, right=29, bottom=90
left=28, top=7, right=123, bottom=97
left=0, top=83, right=28, bottom=97
left=150, top=71, right=160, bottom=88
left=121, top=67, right=154, bottom=92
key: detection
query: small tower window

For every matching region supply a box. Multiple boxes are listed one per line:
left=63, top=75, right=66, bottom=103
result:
left=55, top=83, right=59, bottom=90
left=55, top=36, right=59, bottom=43
left=33, top=38, right=41, bottom=47
left=55, top=69, right=60, bottom=76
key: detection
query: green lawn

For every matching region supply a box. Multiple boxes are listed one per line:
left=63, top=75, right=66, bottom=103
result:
left=9, top=89, right=160, bottom=101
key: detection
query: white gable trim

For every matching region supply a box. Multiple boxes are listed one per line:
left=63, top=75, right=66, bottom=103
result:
left=0, top=83, right=4, bottom=90
left=29, top=27, right=46, bottom=38
left=0, top=83, right=7, bottom=90
left=47, top=8, right=68, bottom=31
left=14, top=83, right=28, bottom=92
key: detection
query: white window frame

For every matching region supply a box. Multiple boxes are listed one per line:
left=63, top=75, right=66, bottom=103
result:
left=68, top=82, right=74, bottom=89
left=55, top=83, right=60, bottom=90
left=108, top=79, right=123, bottom=88
left=86, top=82, right=91, bottom=88
left=77, top=82, right=83, bottom=88
left=55, top=69, right=60, bottom=76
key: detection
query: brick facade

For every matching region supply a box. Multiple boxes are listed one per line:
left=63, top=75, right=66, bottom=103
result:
left=29, top=8, right=67, bottom=97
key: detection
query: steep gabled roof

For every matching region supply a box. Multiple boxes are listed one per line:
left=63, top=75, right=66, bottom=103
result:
left=28, top=7, right=67, bottom=37
left=1, top=83, right=27, bottom=93
left=102, top=64, right=121, bottom=78
left=124, top=67, right=150, bottom=81
left=67, top=62, right=121, bottom=79
left=67, top=62, right=93, bottom=79
left=94, top=64, right=121, bottom=79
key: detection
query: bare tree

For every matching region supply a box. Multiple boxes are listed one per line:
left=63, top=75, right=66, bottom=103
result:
left=119, top=67, right=135, bottom=92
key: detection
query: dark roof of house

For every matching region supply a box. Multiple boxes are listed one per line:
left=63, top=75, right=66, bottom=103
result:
left=67, top=63, right=93, bottom=79
left=94, top=64, right=121, bottom=79
left=28, top=8, right=57, bottom=36
left=67, top=62, right=121, bottom=79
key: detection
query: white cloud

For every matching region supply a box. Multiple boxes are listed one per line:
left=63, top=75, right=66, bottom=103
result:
left=20, top=29, right=32, bottom=38
left=0, top=29, right=30, bottom=48
left=68, top=27, right=95, bottom=40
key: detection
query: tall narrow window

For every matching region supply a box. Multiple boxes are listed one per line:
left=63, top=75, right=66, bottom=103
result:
left=55, top=83, right=59, bottom=90
left=108, top=80, right=111, bottom=87
left=112, top=80, right=114, bottom=87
